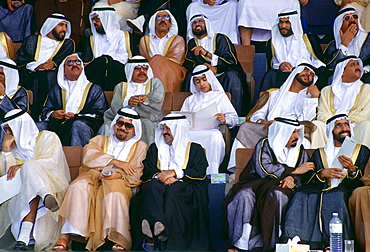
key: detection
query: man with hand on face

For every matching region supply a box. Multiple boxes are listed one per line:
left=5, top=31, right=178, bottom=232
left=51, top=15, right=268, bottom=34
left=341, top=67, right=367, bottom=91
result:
left=325, top=7, right=370, bottom=83
left=283, top=114, right=370, bottom=251
left=139, top=10, right=186, bottom=92
left=312, top=56, right=370, bottom=148
left=0, top=109, right=70, bottom=251
left=228, top=64, right=320, bottom=171
left=130, top=114, right=210, bottom=251
left=17, top=13, right=75, bottom=120
left=39, top=54, right=107, bottom=147
left=224, top=118, right=313, bottom=252
left=53, top=108, right=148, bottom=251
left=99, top=56, right=164, bottom=145
left=82, top=6, right=133, bottom=91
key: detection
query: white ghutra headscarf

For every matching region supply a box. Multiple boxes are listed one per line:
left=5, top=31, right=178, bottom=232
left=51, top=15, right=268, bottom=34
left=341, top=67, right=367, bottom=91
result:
left=333, top=7, right=367, bottom=56
left=40, top=13, right=71, bottom=38
left=155, top=114, right=190, bottom=171
left=57, top=53, right=90, bottom=113
left=271, top=9, right=325, bottom=68
left=148, top=9, right=178, bottom=37
left=268, top=117, right=304, bottom=168
left=107, top=108, right=142, bottom=161
left=330, top=56, right=363, bottom=114
left=2, top=109, right=39, bottom=161
left=0, top=58, right=20, bottom=97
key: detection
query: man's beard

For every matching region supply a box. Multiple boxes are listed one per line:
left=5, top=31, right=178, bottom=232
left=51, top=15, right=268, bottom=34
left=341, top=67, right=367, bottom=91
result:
left=280, top=28, right=293, bottom=37
left=95, top=25, right=105, bottom=34
left=295, top=74, right=313, bottom=87
left=193, top=26, right=207, bottom=37
left=334, top=131, right=351, bottom=143
left=52, top=29, right=65, bottom=41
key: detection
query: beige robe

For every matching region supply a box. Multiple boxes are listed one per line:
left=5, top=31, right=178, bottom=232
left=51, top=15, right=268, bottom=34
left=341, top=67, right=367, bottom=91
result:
left=59, top=135, right=148, bottom=250
left=0, top=130, right=70, bottom=250
left=139, top=35, right=187, bottom=92
left=311, top=84, right=370, bottom=148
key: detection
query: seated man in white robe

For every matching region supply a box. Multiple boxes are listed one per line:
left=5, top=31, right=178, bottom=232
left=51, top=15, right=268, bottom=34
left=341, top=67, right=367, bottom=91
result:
left=99, top=56, right=165, bottom=145
left=311, top=56, right=370, bottom=148
left=82, top=6, right=132, bottom=91
left=139, top=10, right=187, bottom=92
left=186, top=0, right=239, bottom=44
left=228, top=64, right=320, bottom=172
left=0, top=109, right=70, bottom=250
left=260, top=9, right=326, bottom=92
left=181, top=65, right=238, bottom=174
left=53, top=108, right=148, bottom=251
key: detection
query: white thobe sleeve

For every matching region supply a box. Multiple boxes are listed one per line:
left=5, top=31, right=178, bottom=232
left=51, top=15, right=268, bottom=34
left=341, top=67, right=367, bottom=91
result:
left=249, top=101, right=269, bottom=122
left=210, top=54, right=219, bottom=67
left=113, top=40, right=129, bottom=65
left=339, top=44, right=349, bottom=55
left=272, top=55, right=280, bottom=70
left=26, top=61, right=42, bottom=72
left=301, top=98, right=318, bottom=121
left=169, top=146, right=184, bottom=178
left=1, top=151, right=17, bottom=176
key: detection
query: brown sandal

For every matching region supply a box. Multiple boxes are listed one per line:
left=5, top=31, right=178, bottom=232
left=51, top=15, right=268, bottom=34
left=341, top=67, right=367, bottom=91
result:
left=52, top=238, right=68, bottom=251
left=112, top=243, right=126, bottom=251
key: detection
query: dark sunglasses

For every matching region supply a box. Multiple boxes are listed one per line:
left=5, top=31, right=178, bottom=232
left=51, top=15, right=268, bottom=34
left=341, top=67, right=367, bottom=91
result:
left=343, top=14, right=359, bottom=21
left=116, top=120, right=134, bottom=130
left=66, top=59, right=82, bottom=66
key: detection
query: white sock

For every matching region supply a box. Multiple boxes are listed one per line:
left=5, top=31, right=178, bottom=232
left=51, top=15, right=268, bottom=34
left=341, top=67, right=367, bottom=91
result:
left=17, top=221, right=33, bottom=245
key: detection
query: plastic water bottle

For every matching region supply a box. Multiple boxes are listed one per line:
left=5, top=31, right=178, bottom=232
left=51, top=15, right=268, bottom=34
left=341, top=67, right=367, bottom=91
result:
left=329, top=212, right=343, bottom=252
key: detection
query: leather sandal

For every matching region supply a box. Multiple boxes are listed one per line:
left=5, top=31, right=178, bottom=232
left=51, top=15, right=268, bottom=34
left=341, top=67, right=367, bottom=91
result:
left=52, top=238, right=68, bottom=251
left=13, top=241, right=28, bottom=251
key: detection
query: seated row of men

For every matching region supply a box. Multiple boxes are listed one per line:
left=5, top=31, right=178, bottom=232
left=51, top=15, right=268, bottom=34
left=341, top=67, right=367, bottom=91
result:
left=225, top=115, right=370, bottom=252
left=1, top=51, right=238, bottom=176
left=5, top=7, right=248, bottom=118
left=228, top=56, right=370, bottom=172
left=0, top=109, right=209, bottom=251
left=2, top=110, right=370, bottom=252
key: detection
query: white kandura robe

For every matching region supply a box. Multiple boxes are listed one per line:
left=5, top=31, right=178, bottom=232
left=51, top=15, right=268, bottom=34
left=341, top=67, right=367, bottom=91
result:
left=181, top=90, right=238, bottom=175
left=0, top=130, right=70, bottom=250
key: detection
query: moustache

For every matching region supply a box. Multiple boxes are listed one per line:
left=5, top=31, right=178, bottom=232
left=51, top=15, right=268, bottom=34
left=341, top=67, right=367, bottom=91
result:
left=159, top=21, right=166, bottom=25
left=71, top=66, right=80, bottom=70
left=163, top=133, right=170, bottom=137
left=117, top=128, right=128, bottom=134
left=349, top=21, right=357, bottom=26
left=292, top=138, right=298, bottom=143
left=138, top=72, right=147, bottom=77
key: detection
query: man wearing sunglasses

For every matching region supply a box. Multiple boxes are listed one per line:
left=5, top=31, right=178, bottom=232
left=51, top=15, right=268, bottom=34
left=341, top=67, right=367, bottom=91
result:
left=183, top=14, right=248, bottom=115
left=17, top=13, right=75, bottom=120
left=130, top=114, right=209, bottom=251
left=139, top=9, right=187, bottom=92
left=325, top=7, right=370, bottom=83
left=99, top=56, right=164, bottom=145
left=82, top=6, right=134, bottom=91
left=38, top=54, right=107, bottom=147
left=54, top=108, right=149, bottom=251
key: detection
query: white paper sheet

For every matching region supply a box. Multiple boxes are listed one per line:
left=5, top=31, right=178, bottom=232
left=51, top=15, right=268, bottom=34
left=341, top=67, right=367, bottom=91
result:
left=0, top=173, right=22, bottom=204
left=330, top=137, right=357, bottom=189
left=172, top=102, right=220, bottom=130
